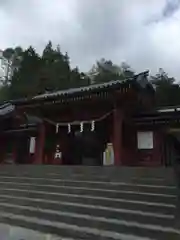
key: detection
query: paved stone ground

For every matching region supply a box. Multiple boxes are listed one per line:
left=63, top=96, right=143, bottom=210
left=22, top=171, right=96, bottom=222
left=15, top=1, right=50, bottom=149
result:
left=0, top=223, right=70, bottom=240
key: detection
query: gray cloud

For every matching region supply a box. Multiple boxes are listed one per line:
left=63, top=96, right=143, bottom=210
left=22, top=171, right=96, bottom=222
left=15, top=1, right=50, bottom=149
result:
left=163, top=0, right=180, bottom=18
left=0, top=0, right=180, bottom=79
left=148, top=0, right=180, bottom=23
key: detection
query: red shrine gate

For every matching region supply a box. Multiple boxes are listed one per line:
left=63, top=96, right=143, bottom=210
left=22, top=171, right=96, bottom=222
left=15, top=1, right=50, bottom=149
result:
left=0, top=71, right=168, bottom=166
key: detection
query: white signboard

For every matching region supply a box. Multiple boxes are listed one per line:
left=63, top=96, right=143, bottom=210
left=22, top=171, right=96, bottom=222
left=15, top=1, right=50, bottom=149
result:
left=137, top=131, right=153, bottom=149
left=29, top=137, right=36, bottom=154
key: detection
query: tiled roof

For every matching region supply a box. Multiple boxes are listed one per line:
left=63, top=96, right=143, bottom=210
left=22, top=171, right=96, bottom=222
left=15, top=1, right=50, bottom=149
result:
left=134, top=104, right=180, bottom=126
left=157, top=105, right=180, bottom=113
left=33, top=79, right=129, bottom=100
left=33, top=71, right=149, bottom=100
left=0, top=103, right=15, bottom=116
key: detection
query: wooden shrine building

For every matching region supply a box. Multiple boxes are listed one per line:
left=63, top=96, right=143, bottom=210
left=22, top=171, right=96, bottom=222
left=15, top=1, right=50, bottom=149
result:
left=0, top=71, right=179, bottom=166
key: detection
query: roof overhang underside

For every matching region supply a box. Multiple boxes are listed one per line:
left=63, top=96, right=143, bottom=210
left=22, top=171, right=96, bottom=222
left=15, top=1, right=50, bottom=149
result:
left=134, top=106, right=180, bottom=126
left=3, top=124, right=37, bottom=135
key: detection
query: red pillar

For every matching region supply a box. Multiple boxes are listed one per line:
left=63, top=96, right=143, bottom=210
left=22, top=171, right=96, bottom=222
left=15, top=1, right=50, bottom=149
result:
left=112, top=108, right=123, bottom=165
left=34, top=123, right=45, bottom=164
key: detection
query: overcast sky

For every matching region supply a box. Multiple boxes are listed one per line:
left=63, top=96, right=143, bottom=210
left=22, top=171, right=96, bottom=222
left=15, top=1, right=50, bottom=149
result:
left=0, top=0, right=180, bottom=78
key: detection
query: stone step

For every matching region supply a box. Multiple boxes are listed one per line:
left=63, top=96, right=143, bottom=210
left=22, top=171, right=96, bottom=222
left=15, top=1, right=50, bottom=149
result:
left=0, top=207, right=179, bottom=240
left=0, top=216, right=157, bottom=240
left=0, top=191, right=175, bottom=227
left=0, top=174, right=175, bottom=188
left=0, top=171, right=175, bottom=188
left=0, top=176, right=176, bottom=195
left=0, top=166, right=177, bottom=239
left=0, top=188, right=175, bottom=215
left=0, top=166, right=175, bottom=181
left=0, top=181, right=176, bottom=205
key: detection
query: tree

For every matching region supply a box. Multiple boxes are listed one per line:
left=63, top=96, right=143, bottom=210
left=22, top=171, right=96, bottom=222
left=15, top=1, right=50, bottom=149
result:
left=39, top=42, right=72, bottom=92
left=1, top=42, right=90, bottom=100
left=8, top=46, right=41, bottom=99
left=70, top=67, right=90, bottom=88
left=39, top=42, right=89, bottom=93
left=2, top=47, right=23, bottom=85
left=88, top=59, right=135, bottom=84
left=120, top=62, right=135, bottom=78
left=6, top=42, right=180, bottom=108
left=150, top=68, right=180, bottom=106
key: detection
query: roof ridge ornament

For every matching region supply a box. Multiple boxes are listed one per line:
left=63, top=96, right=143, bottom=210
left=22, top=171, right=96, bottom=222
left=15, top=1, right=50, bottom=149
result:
left=135, top=70, right=149, bottom=88
left=0, top=102, right=15, bottom=116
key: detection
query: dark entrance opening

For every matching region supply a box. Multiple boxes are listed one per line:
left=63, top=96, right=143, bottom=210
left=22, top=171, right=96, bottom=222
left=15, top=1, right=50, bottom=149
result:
left=163, top=133, right=180, bottom=166
left=65, top=118, right=110, bottom=166
left=15, top=135, right=30, bottom=164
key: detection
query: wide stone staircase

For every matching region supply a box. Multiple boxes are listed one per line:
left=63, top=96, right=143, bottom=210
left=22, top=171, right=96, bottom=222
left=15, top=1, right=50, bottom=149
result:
left=0, top=166, right=178, bottom=239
